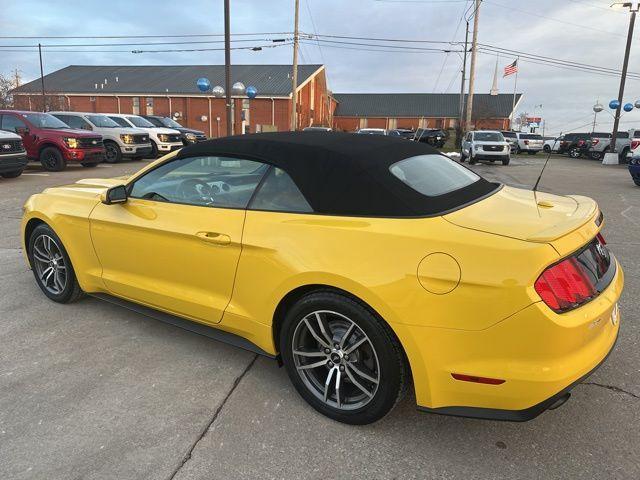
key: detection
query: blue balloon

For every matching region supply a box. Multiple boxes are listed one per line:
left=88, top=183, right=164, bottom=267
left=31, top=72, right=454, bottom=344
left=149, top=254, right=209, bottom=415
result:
left=609, top=99, right=620, bottom=110
left=196, top=77, right=211, bottom=92
left=624, top=102, right=634, bottom=112
left=246, top=85, right=258, bottom=99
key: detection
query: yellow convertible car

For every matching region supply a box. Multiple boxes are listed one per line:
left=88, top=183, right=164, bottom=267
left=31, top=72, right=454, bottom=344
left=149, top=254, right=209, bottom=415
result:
left=21, top=132, right=623, bottom=424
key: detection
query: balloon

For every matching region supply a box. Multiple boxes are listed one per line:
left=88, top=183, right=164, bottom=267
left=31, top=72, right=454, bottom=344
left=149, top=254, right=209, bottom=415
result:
left=635, top=100, right=640, bottom=109
left=212, top=86, right=225, bottom=98
left=232, top=82, right=246, bottom=96
left=609, top=99, right=620, bottom=110
left=246, top=85, right=258, bottom=99
left=196, top=77, right=211, bottom=92
left=624, top=102, right=634, bottom=112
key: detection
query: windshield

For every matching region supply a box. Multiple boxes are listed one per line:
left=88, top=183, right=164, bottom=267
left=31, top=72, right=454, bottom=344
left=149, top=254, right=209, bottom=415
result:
left=160, top=117, right=183, bottom=128
left=23, top=113, right=70, bottom=129
left=127, top=116, right=155, bottom=128
left=87, top=115, right=120, bottom=128
left=474, top=132, right=504, bottom=142
left=390, top=154, right=480, bottom=197
left=109, top=116, right=131, bottom=128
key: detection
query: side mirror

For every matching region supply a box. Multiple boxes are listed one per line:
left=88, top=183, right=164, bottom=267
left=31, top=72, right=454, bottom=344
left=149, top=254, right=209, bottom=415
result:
left=102, top=185, right=128, bottom=205
left=16, top=126, right=29, bottom=135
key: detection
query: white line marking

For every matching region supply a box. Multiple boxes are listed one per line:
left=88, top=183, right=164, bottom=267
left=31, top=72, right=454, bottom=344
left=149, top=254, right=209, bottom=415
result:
left=22, top=173, right=50, bottom=176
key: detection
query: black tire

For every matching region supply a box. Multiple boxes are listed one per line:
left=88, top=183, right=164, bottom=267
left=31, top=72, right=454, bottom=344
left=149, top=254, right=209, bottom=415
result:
left=589, top=151, right=603, bottom=161
left=81, top=162, right=98, bottom=168
left=460, top=151, right=467, bottom=162
left=280, top=291, right=409, bottom=425
left=634, top=179, right=640, bottom=187
left=469, top=155, right=477, bottom=165
left=39, top=147, right=66, bottom=172
left=502, top=157, right=510, bottom=166
left=28, top=224, right=84, bottom=304
left=103, top=141, right=122, bottom=163
left=1, top=169, right=24, bottom=178
left=516, top=147, right=522, bottom=155
left=543, top=145, right=551, bottom=153
left=150, top=140, right=159, bottom=158
left=619, top=148, right=630, bottom=164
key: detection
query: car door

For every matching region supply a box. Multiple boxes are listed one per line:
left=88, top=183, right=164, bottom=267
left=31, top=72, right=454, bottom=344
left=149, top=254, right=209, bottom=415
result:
left=462, top=132, right=472, bottom=155
left=89, top=154, right=269, bottom=324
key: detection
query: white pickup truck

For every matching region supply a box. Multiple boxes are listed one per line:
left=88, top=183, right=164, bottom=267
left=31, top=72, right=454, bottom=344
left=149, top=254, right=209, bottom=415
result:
left=587, top=129, right=639, bottom=162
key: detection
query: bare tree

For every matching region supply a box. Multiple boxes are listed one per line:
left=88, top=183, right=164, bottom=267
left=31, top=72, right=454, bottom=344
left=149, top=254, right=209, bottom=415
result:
left=0, top=74, right=14, bottom=109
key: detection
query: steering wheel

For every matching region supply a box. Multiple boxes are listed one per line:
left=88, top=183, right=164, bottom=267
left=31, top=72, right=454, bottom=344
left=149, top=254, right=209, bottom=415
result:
left=176, top=178, right=216, bottom=204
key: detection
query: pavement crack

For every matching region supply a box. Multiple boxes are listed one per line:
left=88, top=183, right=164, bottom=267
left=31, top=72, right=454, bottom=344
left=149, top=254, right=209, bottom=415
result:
left=167, top=354, right=258, bottom=480
left=582, top=381, right=640, bottom=399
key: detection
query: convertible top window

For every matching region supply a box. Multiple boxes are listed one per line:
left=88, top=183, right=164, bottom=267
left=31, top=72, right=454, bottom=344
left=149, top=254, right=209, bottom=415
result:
left=390, top=154, right=480, bottom=197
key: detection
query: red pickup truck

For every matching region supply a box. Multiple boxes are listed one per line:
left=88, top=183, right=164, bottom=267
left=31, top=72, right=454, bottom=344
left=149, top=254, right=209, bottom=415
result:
left=0, top=110, right=105, bottom=171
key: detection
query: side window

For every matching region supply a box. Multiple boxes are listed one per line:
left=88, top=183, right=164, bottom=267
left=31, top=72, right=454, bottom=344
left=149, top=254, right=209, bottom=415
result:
left=129, top=156, right=268, bottom=209
left=466, top=133, right=472, bottom=142
left=250, top=168, right=312, bottom=213
left=1, top=114, right=26, bottom=133
left=55, top=115, right=89, bottom=130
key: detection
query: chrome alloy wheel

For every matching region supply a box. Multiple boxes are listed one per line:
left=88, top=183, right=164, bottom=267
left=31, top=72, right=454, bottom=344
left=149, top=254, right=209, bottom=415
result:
left=292, top=310, right=381, bottom=410
left=32, top=234, right=67, bottom=295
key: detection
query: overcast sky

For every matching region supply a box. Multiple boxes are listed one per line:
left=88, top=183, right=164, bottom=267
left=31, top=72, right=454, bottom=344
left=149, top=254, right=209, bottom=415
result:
left=2, top=0, right=640, bottom=135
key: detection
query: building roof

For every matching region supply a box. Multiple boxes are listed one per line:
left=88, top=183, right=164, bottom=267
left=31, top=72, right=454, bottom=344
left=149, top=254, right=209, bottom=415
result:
left=333, top=93, right=522, bottom=119
left=12, top=64, right=324, bottom=97
left=178, top=131, right=498, bottom=217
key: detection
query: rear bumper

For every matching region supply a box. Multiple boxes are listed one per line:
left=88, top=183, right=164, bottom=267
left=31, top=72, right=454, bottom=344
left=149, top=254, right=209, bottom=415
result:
left=0, top=152, right=28, bottom=172
left=397, top=258, right=623, bottom=421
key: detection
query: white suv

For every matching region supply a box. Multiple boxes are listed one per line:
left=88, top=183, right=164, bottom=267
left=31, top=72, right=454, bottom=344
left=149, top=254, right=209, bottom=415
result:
left=106, top=114, right=183, bottom=158
left=50, top=112, right=152, bottom=163
left=461, top=130, right=510, bottom=165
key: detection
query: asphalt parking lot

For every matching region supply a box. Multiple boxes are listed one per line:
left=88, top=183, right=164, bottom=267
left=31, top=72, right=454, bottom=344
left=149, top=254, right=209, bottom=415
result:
left=1, top=154, right=639, bottom=480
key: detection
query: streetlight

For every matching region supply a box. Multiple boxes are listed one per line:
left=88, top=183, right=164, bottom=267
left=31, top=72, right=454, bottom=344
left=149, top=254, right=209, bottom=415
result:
left=592, top=101, right=603, bottom=133
left=604, top=1, right=639, bottom=164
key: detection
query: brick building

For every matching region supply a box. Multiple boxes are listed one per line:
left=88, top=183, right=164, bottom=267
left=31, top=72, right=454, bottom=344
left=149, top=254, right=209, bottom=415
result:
left=332, top=93, right=522, bottom=131
left=12, top=64, right=335, bottom=136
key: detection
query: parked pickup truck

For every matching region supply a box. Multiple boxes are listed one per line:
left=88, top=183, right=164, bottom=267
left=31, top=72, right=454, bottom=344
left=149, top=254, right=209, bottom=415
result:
left=587, top=129, right=639, bottom=163
left=51, top=112, right=152, bottom=163
left=0, top=130, right=27, bottom=178
left=0, top=110, right=105, bottom=171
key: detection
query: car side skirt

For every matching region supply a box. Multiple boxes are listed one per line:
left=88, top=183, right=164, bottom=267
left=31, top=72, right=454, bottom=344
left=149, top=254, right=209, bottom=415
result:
left=90, top=293, right=275, bottom=358
left=417, top=331, right=618, bottom=422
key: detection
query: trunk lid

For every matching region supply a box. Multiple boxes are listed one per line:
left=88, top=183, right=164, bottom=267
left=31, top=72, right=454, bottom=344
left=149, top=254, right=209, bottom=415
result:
left=444, top=186, right=600, bottom=254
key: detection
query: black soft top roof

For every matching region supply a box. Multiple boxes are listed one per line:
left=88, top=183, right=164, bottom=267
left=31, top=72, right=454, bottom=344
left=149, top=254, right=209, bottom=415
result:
left=178, top=132, right=498, bottom=217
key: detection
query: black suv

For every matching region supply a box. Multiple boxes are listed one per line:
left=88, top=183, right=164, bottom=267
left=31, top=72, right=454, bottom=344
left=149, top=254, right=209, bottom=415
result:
left=414, top=128, right=447, bottom=148
left=141, top=116, right=207, bottom=145
left=558, top=133, right=592, bottom=158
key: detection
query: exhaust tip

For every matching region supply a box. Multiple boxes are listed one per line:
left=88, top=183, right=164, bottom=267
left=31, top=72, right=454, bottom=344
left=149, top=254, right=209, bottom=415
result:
left=548, top=392, right=571, bottom=411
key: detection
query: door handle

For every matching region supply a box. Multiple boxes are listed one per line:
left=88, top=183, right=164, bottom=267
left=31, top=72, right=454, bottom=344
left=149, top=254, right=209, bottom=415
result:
left=195, top=231, right=231, bottom=246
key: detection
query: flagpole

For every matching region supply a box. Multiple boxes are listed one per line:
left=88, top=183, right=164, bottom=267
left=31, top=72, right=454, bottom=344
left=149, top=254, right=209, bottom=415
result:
left=510, top=57, right=519, bottom=130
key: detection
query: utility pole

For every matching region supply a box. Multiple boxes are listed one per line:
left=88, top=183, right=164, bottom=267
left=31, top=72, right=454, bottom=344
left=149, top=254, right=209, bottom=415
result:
left=609, top=1, right=638, bottom=157
left=291, top=0, right=300, bottom=131
left=456, top=20, right=470, bottom=147
left=13, top=68, right=21, bottom=89
left=224, top=0, right=233, bottom=136
left=464, top=0, right=481, bottom=130
left=38, top=43, right=46, bottom=112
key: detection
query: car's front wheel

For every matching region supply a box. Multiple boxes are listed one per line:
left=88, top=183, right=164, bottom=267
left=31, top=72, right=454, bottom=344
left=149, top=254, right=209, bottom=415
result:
left=28, top=224, right=83, bottom=303
left=568, top=147, right=581, bottom=158
left=40, top=147, right=66, bottom=171
left=280, top=292, right=408, bottom=425
left=103, top=141, right=122, bottom=163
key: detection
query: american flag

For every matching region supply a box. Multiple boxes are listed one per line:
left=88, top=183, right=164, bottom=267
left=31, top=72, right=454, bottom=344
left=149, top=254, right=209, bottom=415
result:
left=504, top=59, right=518, bottom=77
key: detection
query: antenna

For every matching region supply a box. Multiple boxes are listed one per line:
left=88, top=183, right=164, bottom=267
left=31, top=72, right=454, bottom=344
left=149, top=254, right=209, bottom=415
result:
left=533, top=132, right=561, bottom=191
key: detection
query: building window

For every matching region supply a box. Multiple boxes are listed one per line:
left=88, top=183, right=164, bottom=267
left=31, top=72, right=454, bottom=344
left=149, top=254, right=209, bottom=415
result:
left=146, top=97, right=154, bottom=115
left=89, top=96, right=96, bottom=102
left=132, top=97, right=140, bottom=114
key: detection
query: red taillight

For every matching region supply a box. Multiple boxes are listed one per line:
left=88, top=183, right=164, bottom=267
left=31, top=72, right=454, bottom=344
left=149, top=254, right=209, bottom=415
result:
left=631, top=140, right=640, bottom=150
left=535, top=257, right=596, bottom=312
left=578, top=139, right=585, bottom=146
left=592, top=139, right=600, bottom=146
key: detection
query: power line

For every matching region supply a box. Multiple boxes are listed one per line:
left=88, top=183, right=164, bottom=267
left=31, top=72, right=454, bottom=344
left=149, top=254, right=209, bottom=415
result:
left=0, top=32, right=292, bottom=39
left=0, top=38, right=286, bottom=48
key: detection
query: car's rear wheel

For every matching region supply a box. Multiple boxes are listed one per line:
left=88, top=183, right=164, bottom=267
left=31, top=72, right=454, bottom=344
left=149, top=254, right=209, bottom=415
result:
left=39, top=147, right=66, bottom=171
left=280, top=292, right=408, bottom=425
left=460, top=151, right=467, bottom=162
left=150, top=140, right=159, bottom=158
left=1, top=169, right=24, bottom=178
left=568, top=147, right=581, bottom=158
left=28, top=224, right=83, bottom=303
left=469, top=154, right=477, bottom=165
left=589, top=151, right=603, bottom=161
left=103, top=141, right=122, bottom=163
